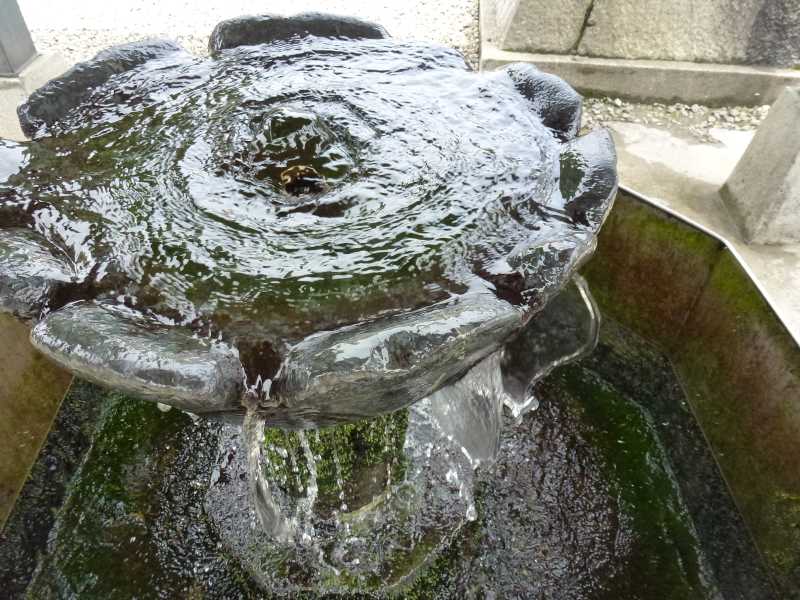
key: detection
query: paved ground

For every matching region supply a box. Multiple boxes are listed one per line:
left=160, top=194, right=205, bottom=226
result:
left=582, top=98, right=769, bottom=142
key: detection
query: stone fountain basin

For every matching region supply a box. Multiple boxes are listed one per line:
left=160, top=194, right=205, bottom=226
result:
left=0, top=12, right=616, bottom=427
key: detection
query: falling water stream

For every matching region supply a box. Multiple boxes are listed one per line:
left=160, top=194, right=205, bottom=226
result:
left=221, top=276, right=600, bottom=593
left=243, top=409, right=293, bottom=543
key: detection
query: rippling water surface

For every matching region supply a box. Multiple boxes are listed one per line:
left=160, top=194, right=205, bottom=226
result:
left=1, top=37, right=575, bottom=349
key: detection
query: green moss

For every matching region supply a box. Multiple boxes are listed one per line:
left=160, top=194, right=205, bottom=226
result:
left=26, top=395, right=187, bottom=598
left=401, top=526, right=478, bottom=599
left=263, top=410, right=408, bottom=515
left=674, top=251, right=800, bottom=594
left=26, top=390, right=263, bottom=599
left=556, top=363, right=711, bottom=599
left=582, top=191, right=722, bottom=352
left=583, top=191, right=800, bottom=595
left=706, top=250, right=789, bottom=321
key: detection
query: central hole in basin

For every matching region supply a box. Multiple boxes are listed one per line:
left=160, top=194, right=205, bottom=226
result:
left=280, top=164, right=325, bottom=196
left=242, top=108, right=354, bottom=197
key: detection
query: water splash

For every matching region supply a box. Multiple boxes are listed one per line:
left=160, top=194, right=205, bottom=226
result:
left=211, top=379, right=496, bottom=592
left=207, top=276, right=603, bottom=594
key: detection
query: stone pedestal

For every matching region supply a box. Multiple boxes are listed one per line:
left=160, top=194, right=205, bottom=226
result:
left=721, top=86, right=800, bottom=245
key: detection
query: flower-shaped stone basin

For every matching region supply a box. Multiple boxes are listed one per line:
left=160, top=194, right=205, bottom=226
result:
left=0, top=13, right=616, bottom=426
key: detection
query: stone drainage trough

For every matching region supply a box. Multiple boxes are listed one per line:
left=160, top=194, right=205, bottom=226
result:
left=0, top=9, right=799, bottom=600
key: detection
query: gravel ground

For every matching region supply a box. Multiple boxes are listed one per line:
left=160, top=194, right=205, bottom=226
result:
left=19, top=0, right=769, bottom=140
left=18, top=0, right=480, bottom=66
left=582, top=97, right=770, bottom=141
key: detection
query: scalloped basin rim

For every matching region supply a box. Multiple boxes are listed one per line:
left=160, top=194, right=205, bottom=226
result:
left=0, top=13, right=618, bottom=425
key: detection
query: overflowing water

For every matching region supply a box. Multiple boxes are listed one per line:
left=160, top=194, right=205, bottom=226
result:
left=2, top=37, right=568, bottom=358
left=200, top=276, right=600, bottom=593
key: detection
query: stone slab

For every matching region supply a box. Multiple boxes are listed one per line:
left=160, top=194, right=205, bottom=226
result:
left=491, top=0, right=592, bottom=54
left=484, top=0, right=800, bottom=68
left=578, top=0, right=759, bottom=65
left=481, top=48, right=800, bottom=106
left=721, top=86, right=800, bottom=244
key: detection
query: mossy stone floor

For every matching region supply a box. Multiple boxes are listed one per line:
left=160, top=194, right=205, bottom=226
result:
left=584, top=190, right=800, bottom=597
left=0, top=318, right=774, bottom=598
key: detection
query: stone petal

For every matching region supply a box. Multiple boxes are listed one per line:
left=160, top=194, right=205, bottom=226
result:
left=18, top=40, right=187, bottom=138
left=505, top=63, right=583, bottom=141
left=496, top=129, right=615, bottom=307
left=209, top=13, right=390, bottom=54
left=269, top=292, right=523, bottom=427
left=560, top=128, right=618, bottom=231
left=506, top=228, right=597, bottom=310
left=0, top=228, right=74, bottom=319
left=30, top=302, right=244, bottom=414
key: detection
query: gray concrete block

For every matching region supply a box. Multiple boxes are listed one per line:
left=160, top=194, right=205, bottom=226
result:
left=721, top=86, right=800, bottom=245
left=578, top=0, right=764, bottom=65
left=481, top=49, right=800, bottom=106
left=485, top=0, right=800, bottom=67
left=493, top=0, right=592, bottom=54
left=0, top=0, right=37, bottom=75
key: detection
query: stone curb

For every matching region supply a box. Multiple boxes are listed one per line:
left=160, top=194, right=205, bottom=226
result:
left=721, top=86, right=800, bottom=245
left=480, top=46, right=800, bottom=107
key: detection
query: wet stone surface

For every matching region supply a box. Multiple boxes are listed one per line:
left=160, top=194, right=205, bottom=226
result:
left=0, top=13, right=616, bottom=423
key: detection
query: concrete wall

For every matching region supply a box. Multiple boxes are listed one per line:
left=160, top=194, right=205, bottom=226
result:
left=0, top=0, right=37, bottom=75
left=583, top=191, right=800, bottom=596
left=491, top=0, right=800, bottom=67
